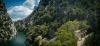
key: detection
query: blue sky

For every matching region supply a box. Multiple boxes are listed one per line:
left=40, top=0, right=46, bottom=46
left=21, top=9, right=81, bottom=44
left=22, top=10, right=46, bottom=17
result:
left=5, top=0, right=25, bottom=8
left=5, top=0, right=40, bottom=21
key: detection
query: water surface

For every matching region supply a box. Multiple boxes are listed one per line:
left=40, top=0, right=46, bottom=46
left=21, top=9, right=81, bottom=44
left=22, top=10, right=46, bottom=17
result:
left=8, top=32, right=26, bottom=46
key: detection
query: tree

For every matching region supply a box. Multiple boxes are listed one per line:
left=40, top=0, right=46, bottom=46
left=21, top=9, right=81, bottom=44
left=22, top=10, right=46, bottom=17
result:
left=47, top=40, right=62, bottom=46
left=55, top=30, right=77, bottom=46
left=79, top=20, right=89, bottom=31
left=26, top=25, right=49, bottom=46
left=59, top=20, right=80, bottom=32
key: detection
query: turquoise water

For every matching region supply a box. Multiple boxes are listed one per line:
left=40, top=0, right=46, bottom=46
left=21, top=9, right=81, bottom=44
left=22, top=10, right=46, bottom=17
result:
left=8, top=32, right=26, bottom=46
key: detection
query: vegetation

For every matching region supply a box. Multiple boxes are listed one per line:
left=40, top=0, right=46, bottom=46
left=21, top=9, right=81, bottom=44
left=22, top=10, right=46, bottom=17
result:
left=0, top=0, right=100, bottom=46
left=55, top=29, right=77, bottom=46
left=0, top=0, right=16, bottom=46
left=0, top=9, right=15, bottom=46
left=23, top=0, right=98, bottom=46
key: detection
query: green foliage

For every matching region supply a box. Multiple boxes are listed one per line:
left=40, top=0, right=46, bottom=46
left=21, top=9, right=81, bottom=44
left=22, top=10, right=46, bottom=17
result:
left=0, top=15, right=15, bottom=45
left=28, top=25, right=48, bottom=37
left=15, top=0, right=98, bottom=46
left=48, top=40, right=62, bottom=46
left=79, top=20, right=89, bottom=31
left=59, top=20, right=80, bottom=32
left=55, top=30, right=77, bottom=46
left=0, top=3, right=15, bottom=46
left=26, top=25, right=49, bottom=46
left=36, top=30, right=77, bottom=46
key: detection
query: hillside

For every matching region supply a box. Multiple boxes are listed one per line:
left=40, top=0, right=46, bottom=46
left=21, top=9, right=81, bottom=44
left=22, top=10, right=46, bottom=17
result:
left=0, top=0, right=16, bottom=46
left=14, top=0, right=100, bottom=46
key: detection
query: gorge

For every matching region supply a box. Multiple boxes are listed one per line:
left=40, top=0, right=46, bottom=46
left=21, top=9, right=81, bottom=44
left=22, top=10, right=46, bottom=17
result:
left=0, top=0, right=100, bottom=46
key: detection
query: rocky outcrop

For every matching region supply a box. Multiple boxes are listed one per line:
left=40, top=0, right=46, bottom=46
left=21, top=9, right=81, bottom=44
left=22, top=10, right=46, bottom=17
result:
left=0, top=0, right=16, bottom=45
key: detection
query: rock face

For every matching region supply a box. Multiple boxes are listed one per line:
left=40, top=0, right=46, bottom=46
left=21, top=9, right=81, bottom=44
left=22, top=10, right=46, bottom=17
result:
left=0, top=0, right=16, bottom=45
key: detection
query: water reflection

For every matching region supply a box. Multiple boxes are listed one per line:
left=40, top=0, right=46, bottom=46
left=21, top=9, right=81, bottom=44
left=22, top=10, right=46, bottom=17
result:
left=8, top=32, right=26, bottom=46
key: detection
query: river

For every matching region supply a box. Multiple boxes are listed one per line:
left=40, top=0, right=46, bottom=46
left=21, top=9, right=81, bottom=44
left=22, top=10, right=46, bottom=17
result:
left=8, top=32, right=26, bottom=46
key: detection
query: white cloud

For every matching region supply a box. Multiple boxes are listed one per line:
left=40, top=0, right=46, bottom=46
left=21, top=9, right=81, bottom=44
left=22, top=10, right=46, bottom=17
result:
left=8, top=6, right=32, bottom=21
left=8, top=0, right=40, bottom=21
left=23, top=0, right=35, bottom=9
left=8, top=6, right=32, bottom=16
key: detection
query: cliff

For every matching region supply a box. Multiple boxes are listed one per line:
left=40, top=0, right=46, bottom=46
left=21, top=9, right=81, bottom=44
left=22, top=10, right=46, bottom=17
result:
left=0, top=0, right=16, bottom=45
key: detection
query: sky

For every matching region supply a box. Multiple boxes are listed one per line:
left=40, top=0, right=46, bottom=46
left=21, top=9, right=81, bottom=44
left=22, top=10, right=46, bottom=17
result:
left=5, top=0, right=40, bottom=21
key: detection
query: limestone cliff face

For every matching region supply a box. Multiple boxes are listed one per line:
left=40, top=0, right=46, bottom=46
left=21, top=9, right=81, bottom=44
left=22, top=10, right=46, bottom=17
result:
left=0, top=0, right=16, bottom=43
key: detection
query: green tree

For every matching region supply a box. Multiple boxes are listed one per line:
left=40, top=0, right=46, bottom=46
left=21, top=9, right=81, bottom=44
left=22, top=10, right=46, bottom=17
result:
left=47, top=40, right=62, bottom=46
left=55, top=30, right=77, bottom=46
left=59, top=20, right=80, bottom=32
left=79, top=20, right=89, bottom=31
left=26, top=25, right=49, bottom=46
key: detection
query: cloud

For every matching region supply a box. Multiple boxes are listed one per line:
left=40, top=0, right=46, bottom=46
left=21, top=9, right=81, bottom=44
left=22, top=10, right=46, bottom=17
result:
left=8, top=0, right=40, bottom=21
left=8, top=6, right=32, bottom=21
left=23, top=0, right=40, bottom=9
left=23, top=0, right=35, bottom=9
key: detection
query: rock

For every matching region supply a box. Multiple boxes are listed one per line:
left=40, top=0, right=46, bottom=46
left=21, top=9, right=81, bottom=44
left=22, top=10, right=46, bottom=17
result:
left=0, top=0, right=16, bottom=43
